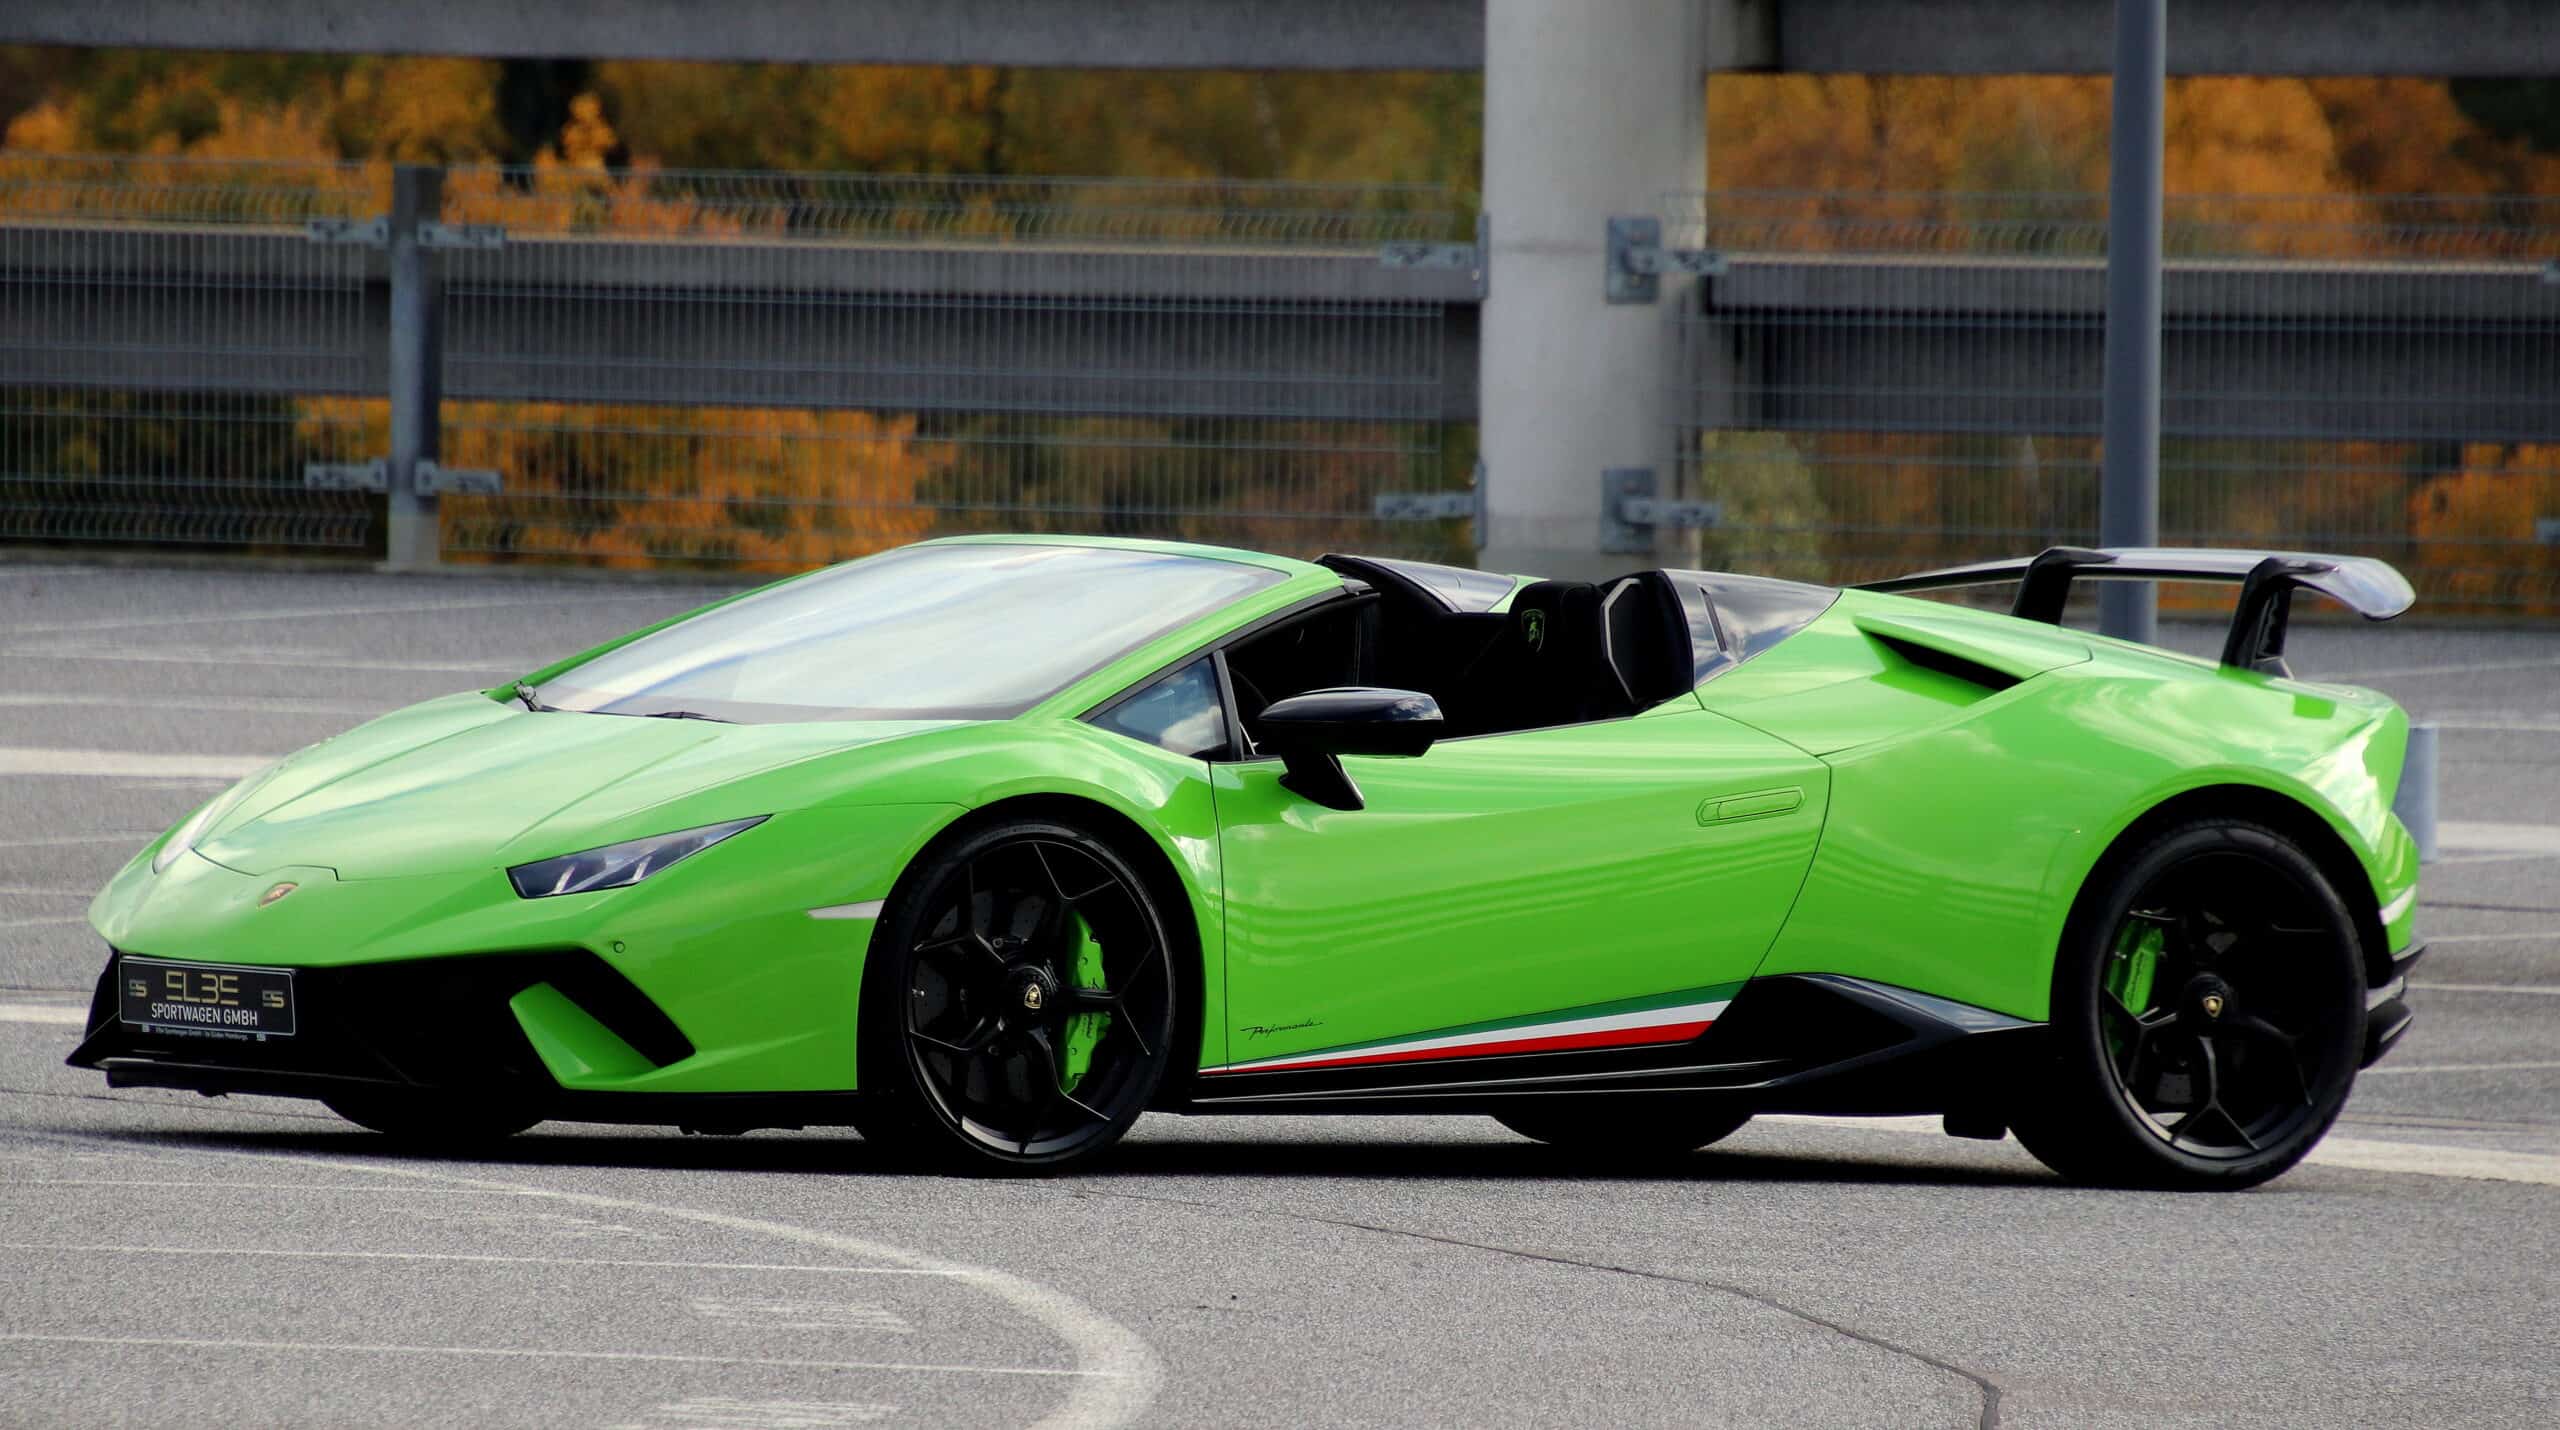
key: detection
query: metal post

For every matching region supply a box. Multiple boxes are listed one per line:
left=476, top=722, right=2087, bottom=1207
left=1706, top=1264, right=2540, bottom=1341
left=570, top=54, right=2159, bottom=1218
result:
left=386, top=164, right=444, bottom=570
left=2099, top=0, right=2164, bottom=643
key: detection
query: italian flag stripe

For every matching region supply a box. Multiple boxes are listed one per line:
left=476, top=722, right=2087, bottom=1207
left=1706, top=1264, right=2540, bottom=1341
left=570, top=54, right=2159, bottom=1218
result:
left=1206, top=985, right=1739, bottom=1077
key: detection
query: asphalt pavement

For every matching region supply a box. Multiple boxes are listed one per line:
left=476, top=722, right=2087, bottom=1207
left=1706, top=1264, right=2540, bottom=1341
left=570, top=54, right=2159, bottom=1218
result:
left=2, top=560, right=2555, bottom=1428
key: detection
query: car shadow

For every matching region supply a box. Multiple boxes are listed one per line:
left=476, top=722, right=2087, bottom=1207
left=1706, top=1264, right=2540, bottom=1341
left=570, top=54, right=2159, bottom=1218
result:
left=79, top=1119, right=2059, bottom=1190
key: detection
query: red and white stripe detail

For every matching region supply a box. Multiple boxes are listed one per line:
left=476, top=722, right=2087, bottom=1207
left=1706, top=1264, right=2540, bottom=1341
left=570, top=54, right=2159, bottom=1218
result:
left=1204, top=997, right=1732, bottom=1077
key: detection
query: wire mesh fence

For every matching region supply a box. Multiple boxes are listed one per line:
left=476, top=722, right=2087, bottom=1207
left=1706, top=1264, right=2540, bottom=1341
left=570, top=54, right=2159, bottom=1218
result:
left=5, top=154, right=2556, bottom=608
left=432, top=164, right=1472, bottom=569
left=1672, top=190, right=2560, bottom=612
left=0, top=153, right=384, bottom=549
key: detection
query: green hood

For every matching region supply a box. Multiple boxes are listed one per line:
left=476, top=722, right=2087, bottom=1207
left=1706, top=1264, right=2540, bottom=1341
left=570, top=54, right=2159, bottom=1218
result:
left=197, top=693, right=953, bottom=879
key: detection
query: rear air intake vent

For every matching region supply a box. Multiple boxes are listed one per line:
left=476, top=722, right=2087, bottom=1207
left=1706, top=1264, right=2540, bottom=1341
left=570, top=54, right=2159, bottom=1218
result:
left=1870, top=634, right=2022, bottom=694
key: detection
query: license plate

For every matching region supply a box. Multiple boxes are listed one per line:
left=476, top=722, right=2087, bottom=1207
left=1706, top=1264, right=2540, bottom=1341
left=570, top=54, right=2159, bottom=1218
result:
left=118, top=957, right=297, bottom=1040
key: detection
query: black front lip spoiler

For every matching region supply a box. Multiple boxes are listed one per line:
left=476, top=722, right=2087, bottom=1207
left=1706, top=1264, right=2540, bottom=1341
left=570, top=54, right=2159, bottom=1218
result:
left=93, top=1057, right=869, bottom=1133
left=2362, top=940, right=2426, bottom=1069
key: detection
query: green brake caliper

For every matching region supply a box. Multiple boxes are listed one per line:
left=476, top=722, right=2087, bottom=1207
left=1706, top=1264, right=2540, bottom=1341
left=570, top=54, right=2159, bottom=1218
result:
left=2103, top=920, right=2165, bottom=1055
left=1060, top=914, right=1109, bottom=1093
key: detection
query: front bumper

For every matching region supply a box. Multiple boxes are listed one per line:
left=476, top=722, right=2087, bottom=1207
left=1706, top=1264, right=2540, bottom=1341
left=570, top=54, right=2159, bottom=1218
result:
left=69, top=946, right=687, bottom=1091
left=67, top=948, right=867, bottom=1132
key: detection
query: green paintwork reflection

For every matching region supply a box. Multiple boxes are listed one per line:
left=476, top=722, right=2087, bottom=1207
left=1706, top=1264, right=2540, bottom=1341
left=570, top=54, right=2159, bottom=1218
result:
left=1213, top=703, right=1829, bottom=1066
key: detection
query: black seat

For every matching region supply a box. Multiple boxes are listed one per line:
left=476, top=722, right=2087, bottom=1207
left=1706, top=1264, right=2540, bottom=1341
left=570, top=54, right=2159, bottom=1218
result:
left=1597, top=571, right=1699, bottom=709
left=1444, top=580, right=1626, bottom=735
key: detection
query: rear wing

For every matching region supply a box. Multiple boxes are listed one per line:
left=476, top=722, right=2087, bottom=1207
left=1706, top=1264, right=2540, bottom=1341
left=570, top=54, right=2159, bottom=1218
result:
left=1859, top=546, right=2415, bottom=675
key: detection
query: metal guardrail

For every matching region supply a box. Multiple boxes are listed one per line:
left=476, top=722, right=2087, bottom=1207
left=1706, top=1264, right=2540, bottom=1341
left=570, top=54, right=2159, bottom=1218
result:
left=0, top=155, right=1479, bottom=567
left=1669, top=191, right=2560, bottom=611
left=2, top=156, right=2555, bottom=606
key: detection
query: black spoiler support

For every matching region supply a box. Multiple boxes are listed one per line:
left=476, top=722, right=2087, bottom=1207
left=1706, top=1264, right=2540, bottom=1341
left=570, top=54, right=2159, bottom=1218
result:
left=1859, top=546, right=2417, bottom=675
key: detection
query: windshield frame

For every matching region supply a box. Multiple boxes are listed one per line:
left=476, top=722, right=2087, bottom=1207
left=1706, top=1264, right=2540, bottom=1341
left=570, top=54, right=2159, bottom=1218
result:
left=528, top=540, right=1298, bottom=726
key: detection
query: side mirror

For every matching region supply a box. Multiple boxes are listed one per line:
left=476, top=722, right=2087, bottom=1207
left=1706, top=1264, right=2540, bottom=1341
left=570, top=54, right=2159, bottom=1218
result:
left=1256, top=687, right=1442, bottom=811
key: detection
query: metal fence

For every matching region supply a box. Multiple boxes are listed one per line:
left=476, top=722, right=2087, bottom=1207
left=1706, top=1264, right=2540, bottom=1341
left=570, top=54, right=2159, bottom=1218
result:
left=1671, top=191, right=2560, bottom=611
left=6, top=155, right=2558, bottom=611
left=0, top=155, right=386, bottom=550
left=0, top=154, right=1480, bottom=570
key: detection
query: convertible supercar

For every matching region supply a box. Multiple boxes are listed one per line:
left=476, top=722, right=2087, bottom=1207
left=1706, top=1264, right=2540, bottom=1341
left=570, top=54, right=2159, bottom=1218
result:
left=74, top=536, right=2424, bottom=1186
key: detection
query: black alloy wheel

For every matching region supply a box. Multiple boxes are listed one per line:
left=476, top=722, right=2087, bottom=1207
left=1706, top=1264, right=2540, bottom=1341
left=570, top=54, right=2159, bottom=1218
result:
left=1493, top=1099, right=1753, bottom=1160
left=856, top=818, right=1181, bottom=1174
left=2011, top=819, right=2366, bottom=1190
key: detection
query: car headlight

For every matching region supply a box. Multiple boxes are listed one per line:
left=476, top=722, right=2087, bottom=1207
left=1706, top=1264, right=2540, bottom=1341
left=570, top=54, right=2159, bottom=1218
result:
left=153, top=763, right=279, bottom=875
left=506, top=817, right=767, bottom=899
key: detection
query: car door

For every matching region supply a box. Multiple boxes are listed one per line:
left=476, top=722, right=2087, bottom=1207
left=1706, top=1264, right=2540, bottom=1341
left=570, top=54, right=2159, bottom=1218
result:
left=1207, top=701, right=1829, bottom=1079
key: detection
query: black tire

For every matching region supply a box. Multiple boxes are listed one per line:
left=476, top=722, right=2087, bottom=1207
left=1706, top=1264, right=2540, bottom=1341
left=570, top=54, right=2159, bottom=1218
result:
left=854, top=817, right=1183, bottom=1175
left=2010, top=818, right=2366, bottom=1190
left=1493, top=1100, right=1753, bottom=1159
left=323, top=1091, right=540, bottom=1146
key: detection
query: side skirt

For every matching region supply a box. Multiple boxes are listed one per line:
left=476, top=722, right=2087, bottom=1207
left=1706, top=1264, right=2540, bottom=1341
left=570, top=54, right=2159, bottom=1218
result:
left=1174, top=974, right=2044, bottom=1118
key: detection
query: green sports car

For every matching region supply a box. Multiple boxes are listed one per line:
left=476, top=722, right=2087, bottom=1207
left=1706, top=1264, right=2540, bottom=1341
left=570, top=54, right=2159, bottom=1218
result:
left=72, top=535, right=2425, bottom=1187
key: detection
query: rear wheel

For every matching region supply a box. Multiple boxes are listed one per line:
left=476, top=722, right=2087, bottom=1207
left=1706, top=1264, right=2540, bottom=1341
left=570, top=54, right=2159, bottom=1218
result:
left=1494, top=1100, right=1752, bottom=1159
left=2011, top=819, right=2365, bottom=1190
left=323, top=1091, right=540, bottom=1146
left=855, top=818, right=1182, bottom=1175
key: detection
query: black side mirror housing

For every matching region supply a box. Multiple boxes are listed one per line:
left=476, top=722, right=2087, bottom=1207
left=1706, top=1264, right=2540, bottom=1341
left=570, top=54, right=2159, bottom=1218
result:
left=1256, top=687, right=1442, bottom=810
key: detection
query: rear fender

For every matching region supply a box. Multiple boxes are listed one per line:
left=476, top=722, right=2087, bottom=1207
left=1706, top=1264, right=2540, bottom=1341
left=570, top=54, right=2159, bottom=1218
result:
left=1754, top=669, right=2406, bottom=1022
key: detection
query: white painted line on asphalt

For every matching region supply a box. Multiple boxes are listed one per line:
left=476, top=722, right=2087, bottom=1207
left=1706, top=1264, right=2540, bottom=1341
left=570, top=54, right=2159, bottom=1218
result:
left=7, top=593, right=673, bottom=637
left=1763, top=1115, right=2560, bottom=1187
left=2361, top=1060, right=2560, bottom=1076
left=0, top=886, right=94, bottom=898
left=2325, top=656, right=2560, bottom=680
left=2311, top=1138, right=2560, bottom=1185
left=2419, top=932, right=2560, bottom=945
left=2411, top=982, right=2560, bottom=996
left=2433, top=852, right=2560, bottom=866
left=692, top=1297, right=914, bottom=1334
left=0, top=692, right=388, bottom=717
left=0, top=1243, right=965, bottom=1277
left=0, top=1004, right=85, bottom=1024
left=20, top=1130, right=1165, bottom=1428
left=0, top=748, right=270, bottom=779
left=0, top=832, right=155, bottom=847
left=2439, top=821, right=2560, bottom=857
left=0, top=917, right=86, bottom=934
left=618, top=1397, right=896, bottom=1428
left=0, top=646, right=531, bottom=674
left=0, top=1333, right=1113, bottom=1379
left=0, top=1179, right=538, bottom=1194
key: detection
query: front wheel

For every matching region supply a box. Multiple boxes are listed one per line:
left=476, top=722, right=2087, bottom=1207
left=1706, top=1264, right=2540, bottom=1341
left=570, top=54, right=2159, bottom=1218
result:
left=2010, top=818, right=2366, bottom=1190
left=854, top=818, right=1183, bottom=1175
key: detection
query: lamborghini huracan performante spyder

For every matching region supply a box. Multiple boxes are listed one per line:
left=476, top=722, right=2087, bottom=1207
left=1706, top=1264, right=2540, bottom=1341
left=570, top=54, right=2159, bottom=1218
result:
left=74, top=536, right=2425, bottom=1187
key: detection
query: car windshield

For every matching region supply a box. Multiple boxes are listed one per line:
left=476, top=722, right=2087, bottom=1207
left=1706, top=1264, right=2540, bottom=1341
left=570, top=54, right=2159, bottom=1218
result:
left=534, top=542, right=1287, bottom=724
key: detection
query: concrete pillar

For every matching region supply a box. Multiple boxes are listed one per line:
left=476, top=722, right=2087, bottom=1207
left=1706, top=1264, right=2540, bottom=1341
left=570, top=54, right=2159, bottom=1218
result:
left=1479, top=0, right=1707, bottom=580
left=385, top=164, right=445, bottom=571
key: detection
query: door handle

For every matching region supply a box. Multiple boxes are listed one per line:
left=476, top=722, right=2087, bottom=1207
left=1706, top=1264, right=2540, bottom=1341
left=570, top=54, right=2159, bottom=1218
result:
left=1696, top=787, right=1804, bottom=825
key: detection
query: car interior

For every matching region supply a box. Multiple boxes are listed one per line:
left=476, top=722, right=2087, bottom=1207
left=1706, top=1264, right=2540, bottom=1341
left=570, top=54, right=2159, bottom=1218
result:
left=1219, top=555, right=1701, bottom=751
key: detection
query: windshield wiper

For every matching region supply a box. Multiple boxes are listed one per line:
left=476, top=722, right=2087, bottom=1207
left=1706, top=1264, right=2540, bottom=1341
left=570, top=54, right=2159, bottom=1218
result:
left=641, top=709, right=733, bottom=723
left=511, top=680, right=549, bottom=712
